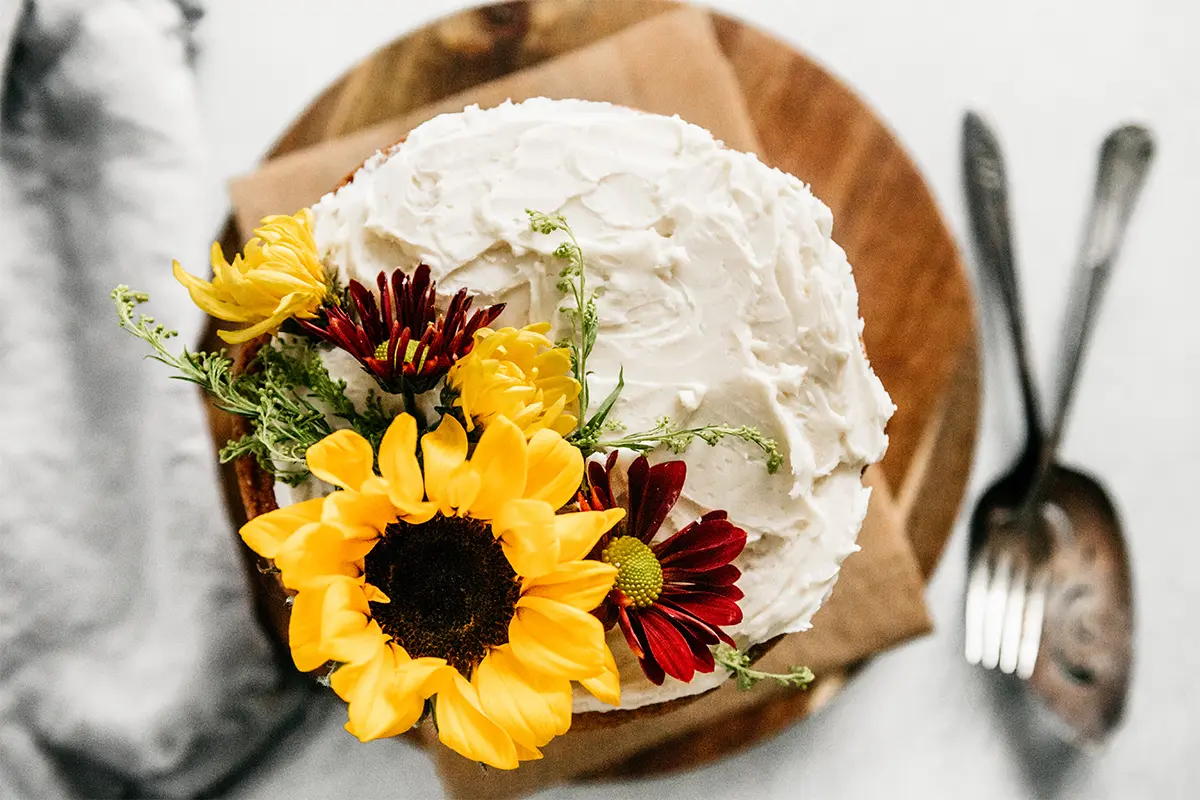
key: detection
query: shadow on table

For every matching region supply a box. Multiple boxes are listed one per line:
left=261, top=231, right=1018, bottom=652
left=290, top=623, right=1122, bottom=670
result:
left=986, top=672, right=1083, bottom=799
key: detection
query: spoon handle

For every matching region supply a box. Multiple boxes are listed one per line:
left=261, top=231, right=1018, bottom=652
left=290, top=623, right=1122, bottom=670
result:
left=963, top=112, right=1043, bottom=461
left=1033, top=125, right=1155, bottom=495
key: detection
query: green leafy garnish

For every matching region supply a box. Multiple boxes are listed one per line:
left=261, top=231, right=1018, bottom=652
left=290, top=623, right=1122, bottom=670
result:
left=587, top=415, right=784, bottom=474
left=113, top=285, right=392, bottom=485
left=714, top=644, right=814, bottom=691
left=572, top=367, right=624, bottom=449
left=527, top=209, right=606, bottom=434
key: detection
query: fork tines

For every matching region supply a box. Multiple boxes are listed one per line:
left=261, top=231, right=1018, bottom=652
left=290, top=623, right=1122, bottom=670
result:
left=965, top=543, right=1049, bottom=679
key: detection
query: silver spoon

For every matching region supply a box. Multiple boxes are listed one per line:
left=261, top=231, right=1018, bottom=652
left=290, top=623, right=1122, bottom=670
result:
left=1025, top=124, right=1153, bottom=744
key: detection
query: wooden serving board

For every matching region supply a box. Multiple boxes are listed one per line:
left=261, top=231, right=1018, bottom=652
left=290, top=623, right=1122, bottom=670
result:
left=205, top=0, right=979, bottom=783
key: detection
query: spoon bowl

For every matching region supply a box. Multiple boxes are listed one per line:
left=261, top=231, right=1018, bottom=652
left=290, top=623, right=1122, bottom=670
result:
left=1029, top=466, right=1133, bottom=744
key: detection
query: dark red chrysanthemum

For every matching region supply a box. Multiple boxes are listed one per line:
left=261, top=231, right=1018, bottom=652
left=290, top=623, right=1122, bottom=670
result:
left=579, top=453, right=747, bottom=685
left=298, top=265, right=503, bottom=394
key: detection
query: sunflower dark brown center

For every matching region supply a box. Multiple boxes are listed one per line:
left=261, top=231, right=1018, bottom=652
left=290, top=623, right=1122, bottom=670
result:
left=364, top=514, right=520, bottom=675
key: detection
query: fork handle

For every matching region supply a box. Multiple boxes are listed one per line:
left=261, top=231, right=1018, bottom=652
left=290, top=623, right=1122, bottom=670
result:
left=1028, top=125, right=1155, bottom=504
left=963, top=112, right=1043, bottom=460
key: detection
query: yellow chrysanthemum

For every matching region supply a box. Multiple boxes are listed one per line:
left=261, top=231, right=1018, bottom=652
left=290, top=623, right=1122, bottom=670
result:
left=446, top=324, right=581, bottom=438
left=240, top=413, right=624, bottom=769
left=173, top=209, right=326, bottom=344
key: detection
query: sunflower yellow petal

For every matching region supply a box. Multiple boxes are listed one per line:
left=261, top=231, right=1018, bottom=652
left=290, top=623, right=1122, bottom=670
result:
left=288, top=577, right=385, bottom=671
left=334, top=644, right=448, bottom=742
left=523, top=429, right=583, bottom=510
left=289, top=579, right=376, bottom=671
left=508, top=595, right=607, bottom=680
left=321, top=482, right=395, bottom=540
left=288, top=589, right=330, bottom=672
left=513, top=742, right=544, bottom=761
left=274, top=522, right=374, bottom=590
left=443, top=464, right=482, bottom=516
left=377, top=414, right=433, bottom=520
left=435, top=672, right=519, bottom=770
left=522, top=560, right=617, bottom=612
left=306, top=429, right=375, bottom=492
left=473, top=646, right=572, bottom=748
left=362, top=583, right=390, bottom=604
left=324, top=631, right=385, bottom=672
left=465, top=417, right=528, bottom=520
left=239, top=496, right=325, bottom=559
left=554, top=508, right=626, bottom=564
left=328, top=635, right=389, bottom=703
left=578, top=644, right=621, bottom=707
left=345, top=690, right=418, bottom=743
left=395, top=652, right=455, bottom=697
left=346, top=682, right=418, bottom=743
left=421, top=414, right=468, bottom=512
left=491, top=499, right=560, bottom=579
left=330, top=642, right=448, bottom=703
left=346, top=682, right=420, bottom=742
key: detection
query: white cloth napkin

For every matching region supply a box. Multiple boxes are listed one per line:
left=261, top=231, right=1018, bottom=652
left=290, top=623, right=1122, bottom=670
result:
left=0, top=2, right=305, bottom=796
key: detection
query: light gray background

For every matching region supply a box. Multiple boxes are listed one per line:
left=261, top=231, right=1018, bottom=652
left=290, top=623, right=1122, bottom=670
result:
left=196, top=1, right=1200, bottom=797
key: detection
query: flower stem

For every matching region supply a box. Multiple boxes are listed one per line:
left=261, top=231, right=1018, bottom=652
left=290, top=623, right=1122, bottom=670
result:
left=403, top=385, right=427, bottom=432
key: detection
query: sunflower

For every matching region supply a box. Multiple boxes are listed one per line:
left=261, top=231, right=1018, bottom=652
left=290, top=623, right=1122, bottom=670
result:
left=446, top=324, right=580, bottom=438
left=579, top=453, right=747, bottom=685
left=299, top=265, right=504, bottom=395
left=173, top=209, right=327, bottom=344
left=239, top=413, right=625, bottom=768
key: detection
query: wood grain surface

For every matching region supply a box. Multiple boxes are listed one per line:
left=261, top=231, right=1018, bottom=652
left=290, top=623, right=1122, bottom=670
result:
left=204, top=0, right=979, bottom=784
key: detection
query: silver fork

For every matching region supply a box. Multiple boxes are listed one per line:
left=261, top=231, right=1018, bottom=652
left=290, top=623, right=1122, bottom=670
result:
left=962, top=112, right=1052, bottom=679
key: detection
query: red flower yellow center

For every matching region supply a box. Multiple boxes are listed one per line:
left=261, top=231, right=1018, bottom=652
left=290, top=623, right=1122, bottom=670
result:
left=373, top=338, right=424, bottom=367
left=602, top=536, right=663, bottom=608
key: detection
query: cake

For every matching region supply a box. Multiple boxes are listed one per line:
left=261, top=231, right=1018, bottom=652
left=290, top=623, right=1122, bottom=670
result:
left=130, top=97, right=893, bottom=768
left=306, top=99, right=893, bottom=710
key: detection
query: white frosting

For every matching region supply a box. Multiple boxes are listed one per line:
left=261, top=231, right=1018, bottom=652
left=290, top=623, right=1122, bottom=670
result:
left=306, top=99, right=894, bottom=711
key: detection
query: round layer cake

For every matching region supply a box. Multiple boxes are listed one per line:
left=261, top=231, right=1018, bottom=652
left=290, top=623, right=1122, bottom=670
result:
left=289, top=97, right=894, bottom=712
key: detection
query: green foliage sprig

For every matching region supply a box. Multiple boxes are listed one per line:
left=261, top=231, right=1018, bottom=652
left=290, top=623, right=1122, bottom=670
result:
left=526, top=209, right=601, bottom=431
left=112, top=286, right=391, bottom=485
left=713, top=644, right=814, bottom=691
left=587, top=416, right=784, bottom=474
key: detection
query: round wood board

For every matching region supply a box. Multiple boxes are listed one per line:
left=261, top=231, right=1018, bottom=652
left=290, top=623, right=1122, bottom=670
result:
left=205, top=0, right=979, bottom=785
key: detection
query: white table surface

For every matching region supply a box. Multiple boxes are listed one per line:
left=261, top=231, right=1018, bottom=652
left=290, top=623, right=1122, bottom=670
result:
left=194, top=1, right=1200, bottom=797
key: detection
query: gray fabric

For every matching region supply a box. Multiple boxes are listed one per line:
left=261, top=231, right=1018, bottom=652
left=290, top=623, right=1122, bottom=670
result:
left=0, top=1, right=305, bottom=796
